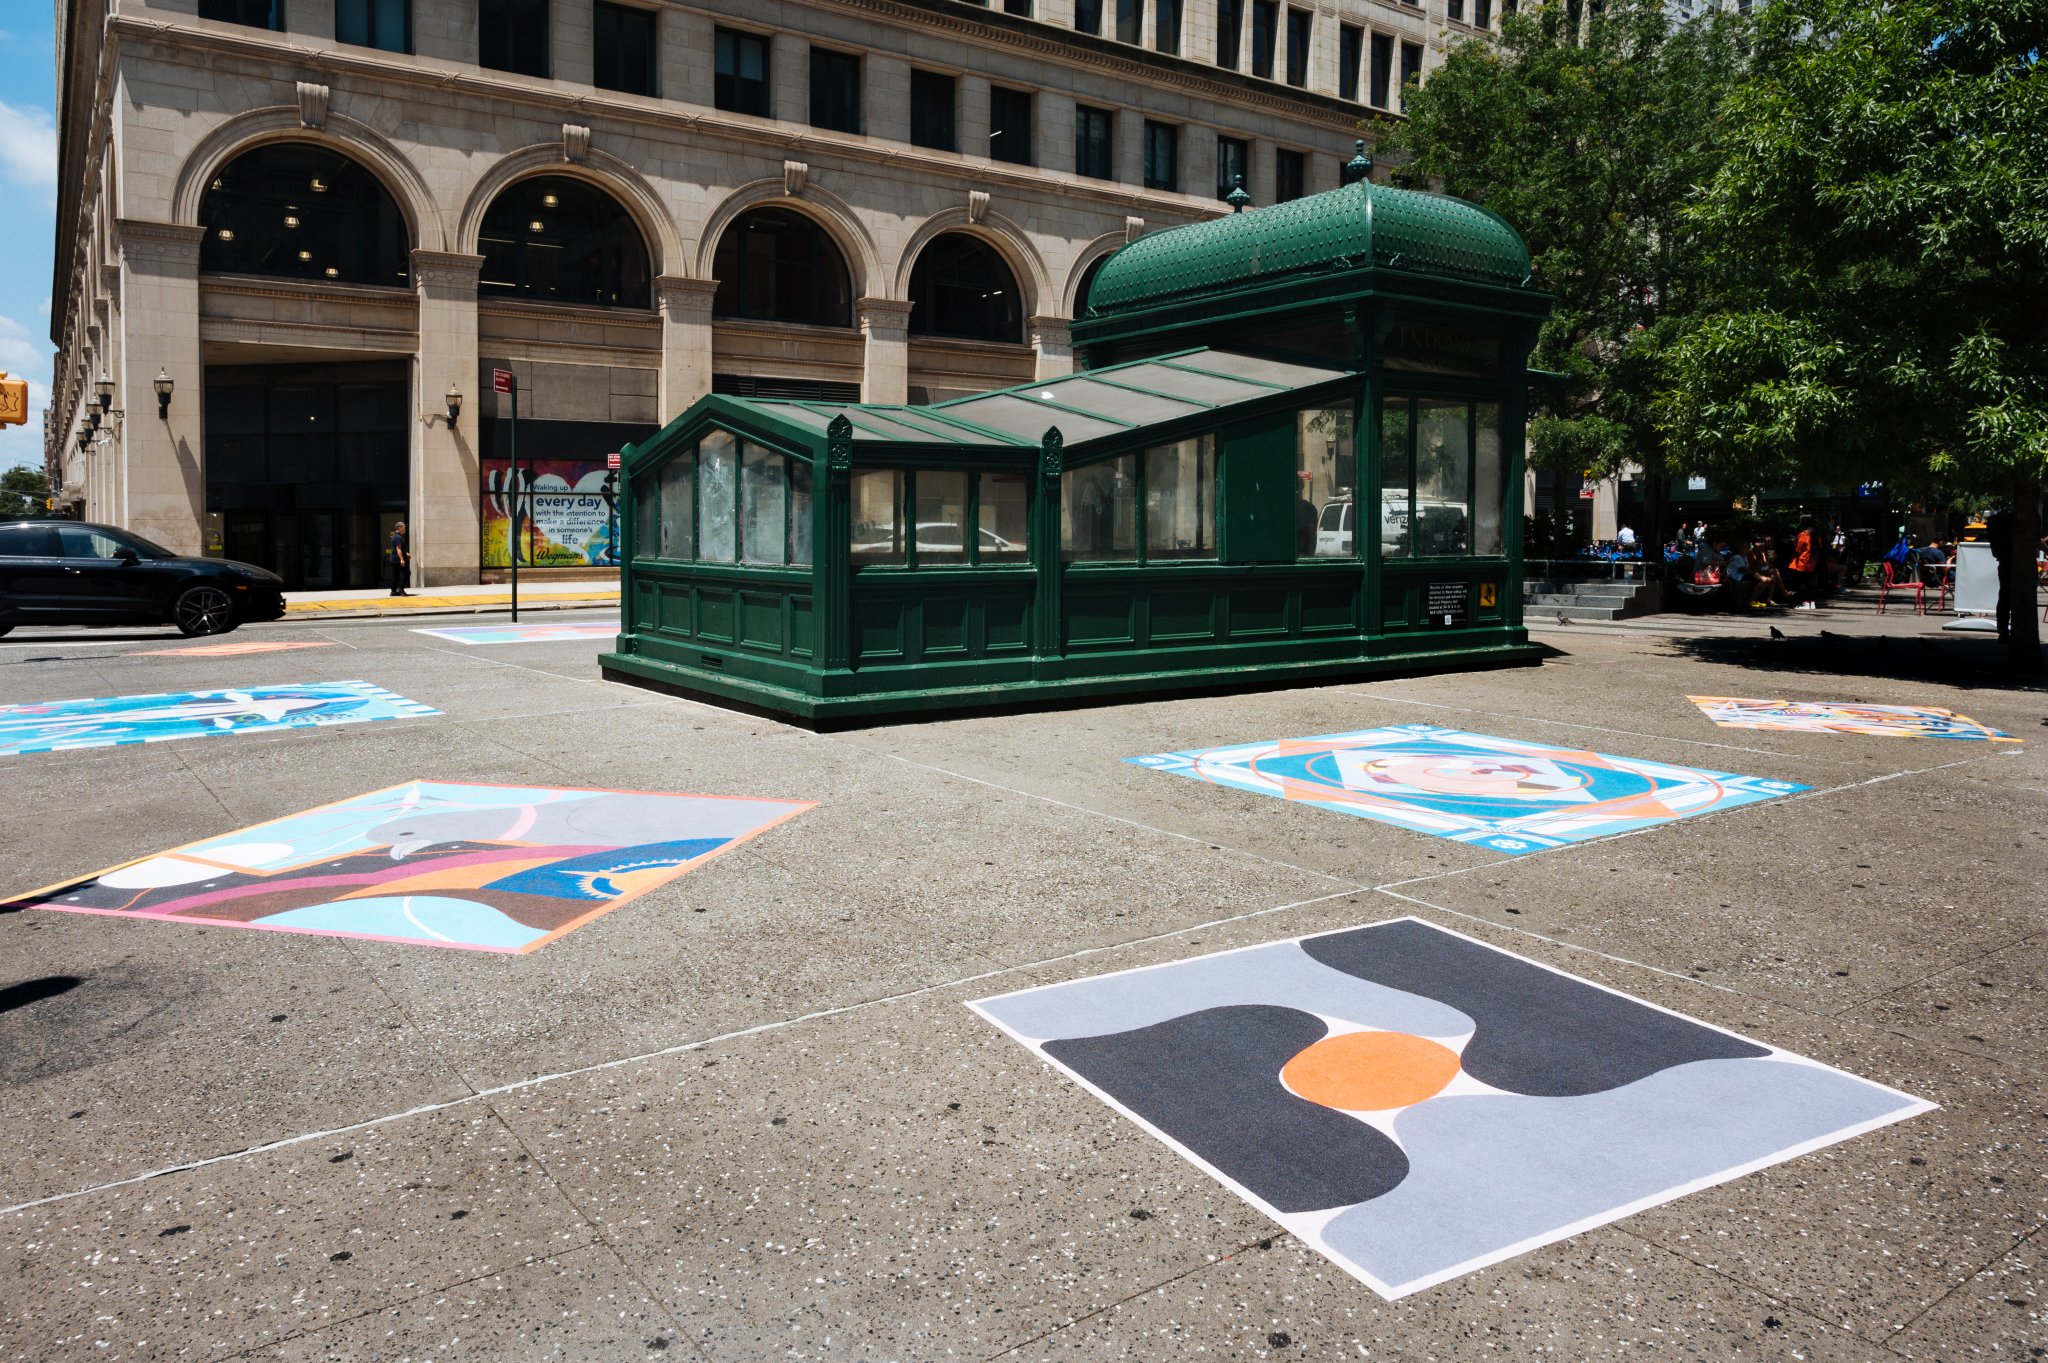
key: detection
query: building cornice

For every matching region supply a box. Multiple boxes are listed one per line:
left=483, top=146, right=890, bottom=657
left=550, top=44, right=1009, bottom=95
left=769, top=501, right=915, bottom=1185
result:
left=101, top=10, right=1382, bottom=219
left=203, top=272, right=421, bottom=305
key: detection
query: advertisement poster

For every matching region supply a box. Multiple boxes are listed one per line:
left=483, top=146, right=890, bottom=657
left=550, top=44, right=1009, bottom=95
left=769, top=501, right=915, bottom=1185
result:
left=482, top=460, right=620, bottom=568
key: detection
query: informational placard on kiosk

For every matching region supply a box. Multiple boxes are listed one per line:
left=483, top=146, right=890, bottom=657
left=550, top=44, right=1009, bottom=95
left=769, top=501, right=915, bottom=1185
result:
left=1427, top=581, right=1469, bottom=627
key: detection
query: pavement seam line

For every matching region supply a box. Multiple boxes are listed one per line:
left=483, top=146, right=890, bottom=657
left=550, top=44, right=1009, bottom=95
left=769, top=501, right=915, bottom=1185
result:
left=0, top=886, right=1367, bottom=1221
left=978, top=1230, right=1296, bottom=1360
left=1826, top=931, right=2041, bottom=1022
left=869, top=750, right=1372, bottom=890
left=1883, top=1212, right=2048, bottom=1342
left=1371, top=885, right=1742, bottom=994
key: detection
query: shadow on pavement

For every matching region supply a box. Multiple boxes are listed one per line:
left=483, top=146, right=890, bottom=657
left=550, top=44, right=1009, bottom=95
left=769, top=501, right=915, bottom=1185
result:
left=0, top=976, right=82, bottom=1013
left=1665, top=628, right=2048, bottom=694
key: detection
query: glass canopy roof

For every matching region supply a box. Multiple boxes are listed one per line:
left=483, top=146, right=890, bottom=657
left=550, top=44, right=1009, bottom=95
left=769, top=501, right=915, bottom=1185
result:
left=731, top=348, right=1353, bottom=451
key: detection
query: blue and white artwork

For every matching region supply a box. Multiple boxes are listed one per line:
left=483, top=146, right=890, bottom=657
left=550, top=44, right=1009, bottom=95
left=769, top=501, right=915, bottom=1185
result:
left=0, top=682, right=439, bottom=756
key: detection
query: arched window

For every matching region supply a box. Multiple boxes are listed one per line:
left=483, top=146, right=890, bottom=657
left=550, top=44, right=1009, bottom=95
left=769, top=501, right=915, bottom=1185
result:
left=478, top=175, right=652, bottom=309
left=907, top=234, right=1023, bottom=343
left=199, top=143, right=411, bottom=286
left=712, top=208, right=853, bottom=327
left=1073, top=254, right=1110, bottom=317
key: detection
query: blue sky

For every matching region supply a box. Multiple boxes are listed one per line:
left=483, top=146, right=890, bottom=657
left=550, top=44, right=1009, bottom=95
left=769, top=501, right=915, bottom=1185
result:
left=0, top=4, right=58, bottom=476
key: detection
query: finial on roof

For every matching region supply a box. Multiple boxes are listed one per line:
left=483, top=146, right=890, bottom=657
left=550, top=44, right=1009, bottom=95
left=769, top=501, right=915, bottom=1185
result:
left=1226, top=175, right=1253, bottom=213
left=1342, top=139, right=1374, bottom=186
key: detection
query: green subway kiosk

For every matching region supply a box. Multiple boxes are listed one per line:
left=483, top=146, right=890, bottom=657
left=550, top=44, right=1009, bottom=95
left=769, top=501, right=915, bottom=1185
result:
left=603, top=178, right=1552, bottom=724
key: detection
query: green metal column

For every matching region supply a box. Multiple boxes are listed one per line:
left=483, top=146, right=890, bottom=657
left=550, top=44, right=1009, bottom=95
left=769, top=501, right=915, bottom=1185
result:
left=817, top=416, right=854, bottom=673
left=1034, top=428, right=1064, bottom=667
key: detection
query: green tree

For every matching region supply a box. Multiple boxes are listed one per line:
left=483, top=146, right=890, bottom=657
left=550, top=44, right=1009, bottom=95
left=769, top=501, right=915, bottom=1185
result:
left=1662, top=0, right=2047, bottom=666
left=0, top=464, right=50, bottom=517
left=1382, top=0, right=1753, bottom=527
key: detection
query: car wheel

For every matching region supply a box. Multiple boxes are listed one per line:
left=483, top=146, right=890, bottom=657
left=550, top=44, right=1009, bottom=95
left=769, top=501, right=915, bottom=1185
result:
left=173, top=585, right=236, bottom=637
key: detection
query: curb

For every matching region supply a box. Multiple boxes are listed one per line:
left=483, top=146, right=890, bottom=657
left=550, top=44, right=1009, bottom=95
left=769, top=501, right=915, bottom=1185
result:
left=283, top=595, right=619, bottom=623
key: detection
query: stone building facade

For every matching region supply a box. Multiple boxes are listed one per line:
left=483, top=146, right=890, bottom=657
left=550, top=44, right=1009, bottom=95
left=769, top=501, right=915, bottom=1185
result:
left=48, top=0, right=1492, bottom=586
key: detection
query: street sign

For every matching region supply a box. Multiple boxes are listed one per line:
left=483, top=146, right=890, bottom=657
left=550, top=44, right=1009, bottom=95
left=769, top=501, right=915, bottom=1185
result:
left=0, top=372, right=28, bottom=427
left=492, top=369, right=514, bottom=394
left=606, top=451, right=621, bottom=470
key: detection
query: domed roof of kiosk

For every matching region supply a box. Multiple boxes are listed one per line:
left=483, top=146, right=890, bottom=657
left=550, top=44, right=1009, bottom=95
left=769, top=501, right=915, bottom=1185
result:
left=1085, top=180, right=1535, bottom=316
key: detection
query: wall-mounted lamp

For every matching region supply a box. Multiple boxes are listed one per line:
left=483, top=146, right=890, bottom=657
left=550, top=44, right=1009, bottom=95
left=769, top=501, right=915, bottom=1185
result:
left=76, top=426, right=92, bottom=452
left=445, top=384, right=463, bottom=428
left=87, top=407, right=101, bottom=430
left=154, top=368, right=174, bottom=419
left=95, top=375, right=113, bottom=412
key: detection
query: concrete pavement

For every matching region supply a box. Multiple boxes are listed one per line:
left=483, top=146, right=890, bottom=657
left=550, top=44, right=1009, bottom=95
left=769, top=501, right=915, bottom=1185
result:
left=0, top=605, right=2041, bottom=1360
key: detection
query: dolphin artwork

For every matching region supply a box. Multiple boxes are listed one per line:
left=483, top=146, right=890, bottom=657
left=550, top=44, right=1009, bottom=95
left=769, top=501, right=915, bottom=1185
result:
left=0, top=682, right=439, bottom=756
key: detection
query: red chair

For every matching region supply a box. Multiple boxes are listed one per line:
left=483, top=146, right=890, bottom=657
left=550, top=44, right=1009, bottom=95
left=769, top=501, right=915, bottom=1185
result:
left=1878, top=561, right=1925, bottom=614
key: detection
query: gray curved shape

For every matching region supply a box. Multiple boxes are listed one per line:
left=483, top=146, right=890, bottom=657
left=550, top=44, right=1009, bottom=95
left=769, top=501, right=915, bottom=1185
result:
left=1302, top=920, right=1767, bottom=1096
left=368, top=792, right=804, bottom=859
left=978, top=940, right=1473, bottom=1043
left=1320, top=1057, right=1918, bottom=1292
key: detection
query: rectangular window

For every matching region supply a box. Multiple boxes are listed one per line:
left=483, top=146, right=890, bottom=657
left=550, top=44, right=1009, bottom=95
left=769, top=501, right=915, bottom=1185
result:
left=913, top=471, right=971, bottom=564
left=1215, top=0, right=1242, bottom=68
left=1275, top=148, right=1305, bottom=202
left=851, top=469, right=904, bottom=565
left=1143, top=438, right=1217, bottom=559
left=592, top=2, right=655, bottom=95
left=1475, top=0, right=1493, bottom=27
left=1073, top=0, right=1102, bottom=33
left=740, top=444, right=787, bottom=565
left=478, top=0, right=547, bottom=75
left=810, top=48, right=862, bottom=134
left=697, top=429, right=739, bottom=563
left=715, top=29, right=771, bottom=117
left=1369, top=32, right=1393, bottom=107
left=1415, top=398, right=1471, bottom=556
left=910, top=70, right=957, bottom=151
left=1285, top=8, right=1311, bottom=86
left=201, top=0, right=284, bottom=30
left=1003, top=0, right=1032, bottom=13
left=789, top=460, right=814, bottom=566
left=1449, top=0, right=1464, bottom=21
left=1474, top=403, right=1504, bottom=556
left=1380, top=398, right=1412, bottom=559
left=1215, top=135, right=1248, bottom=201
left=1338, top=23, right=1362, bottom=100
left=1250, top=0, right=1277, bottom=78
left=637, top=451, right=695, bottom=559
left=989, top=86, right=1034, bottom=165
left=1154, top=0, right=1181, bottom=52
left=1062, top=455, right=1138, bottom=561
left=1400, top=40, right=1423, bottom=110
left=1075, top=106, right=1115, bottom=180
left=1298, top=404, right=1357, bottom=558
left=1115, top=0, right=1141, bottom=42
left=1142, top=121, right=1178, bottom=192
left=979, top=473, right=1030, bottom=560
left=336, top=0, right=407, bottom=52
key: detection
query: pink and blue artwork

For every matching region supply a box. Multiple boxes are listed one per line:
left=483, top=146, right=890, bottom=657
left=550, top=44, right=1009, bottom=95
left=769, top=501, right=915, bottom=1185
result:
left=412, top=620, right=618, bottom=645
left=1127, top=724, right=1805, bottom=855
left=6, top=781, right=813, bottom=952
left=972, top=918, right=1931, bottom=1298
left=0, top=682, right=438, bottom=757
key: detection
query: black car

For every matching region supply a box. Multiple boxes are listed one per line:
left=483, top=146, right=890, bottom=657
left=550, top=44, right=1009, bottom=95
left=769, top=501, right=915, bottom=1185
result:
left=0, top=520, right=286, bottom=637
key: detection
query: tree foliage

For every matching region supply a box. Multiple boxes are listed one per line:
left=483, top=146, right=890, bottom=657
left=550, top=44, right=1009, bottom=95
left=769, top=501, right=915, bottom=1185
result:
left=0, top=465, right=50, bottom=517
left=1381, top=0, right=1752, bottom=480
left=1659, top=0, right=2048, bottom=498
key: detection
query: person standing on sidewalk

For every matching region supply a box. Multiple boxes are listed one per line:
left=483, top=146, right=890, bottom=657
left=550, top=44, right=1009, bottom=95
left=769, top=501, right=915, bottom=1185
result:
left=1787, top=514, right=1819, bottom=610
left=388, top=521, right=411, bottom=597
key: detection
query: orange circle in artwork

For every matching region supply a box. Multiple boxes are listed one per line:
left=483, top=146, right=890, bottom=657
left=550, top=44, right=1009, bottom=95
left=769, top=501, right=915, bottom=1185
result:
left=1281, top=1031, right=1462, bottom=1112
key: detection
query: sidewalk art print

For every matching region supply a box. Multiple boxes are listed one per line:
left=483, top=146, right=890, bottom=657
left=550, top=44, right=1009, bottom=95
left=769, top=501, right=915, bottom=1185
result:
left=972, top=918, right=1932, bottom=1298
left=6, top=782, right=813, bottom=952
left=0, top=682, right=436, bottom=756
left=484, top=460, right=620, bottom=568
left=1126, top=724, right=1805, bottom=855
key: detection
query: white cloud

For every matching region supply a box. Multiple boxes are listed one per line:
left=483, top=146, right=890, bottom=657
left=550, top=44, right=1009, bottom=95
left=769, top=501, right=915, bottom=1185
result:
left=0, top=101, right=58, bottom=193
left=0, top=312, right=50, bottom=380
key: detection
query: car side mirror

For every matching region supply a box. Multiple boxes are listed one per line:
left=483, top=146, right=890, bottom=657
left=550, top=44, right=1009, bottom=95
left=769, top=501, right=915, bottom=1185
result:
left=115, top=547, right=139, bottom=563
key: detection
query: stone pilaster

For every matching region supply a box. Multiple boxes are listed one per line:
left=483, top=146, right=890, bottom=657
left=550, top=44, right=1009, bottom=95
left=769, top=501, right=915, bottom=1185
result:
left=413, top=249, right=484, bottom=587
left=1029, top=315, right=1074, bottom=381
left=656, top=275, right=719, bottom=420
left=858, top=297, right=914, bottom=404
left=115, top=219, right=205, bottom=554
